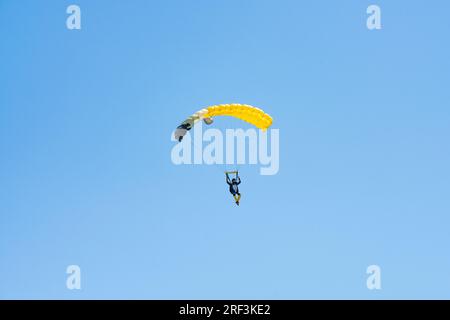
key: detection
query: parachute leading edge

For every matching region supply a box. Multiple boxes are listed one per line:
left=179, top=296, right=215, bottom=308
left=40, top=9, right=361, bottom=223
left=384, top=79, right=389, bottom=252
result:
left=174, top=104, right=273, bottom=142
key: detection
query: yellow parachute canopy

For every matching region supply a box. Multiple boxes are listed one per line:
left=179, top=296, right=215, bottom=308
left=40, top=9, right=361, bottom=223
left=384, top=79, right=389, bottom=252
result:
left=174, top=104, right=273, bottom=142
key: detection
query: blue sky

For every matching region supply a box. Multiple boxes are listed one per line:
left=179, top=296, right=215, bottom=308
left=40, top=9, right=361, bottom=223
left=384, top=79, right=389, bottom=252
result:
left=1, top=0, right=449, bottom=299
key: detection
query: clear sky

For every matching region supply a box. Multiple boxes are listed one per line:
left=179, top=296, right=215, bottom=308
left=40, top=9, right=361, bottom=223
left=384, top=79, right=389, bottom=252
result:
left=1, top=0, right=449, bottom=299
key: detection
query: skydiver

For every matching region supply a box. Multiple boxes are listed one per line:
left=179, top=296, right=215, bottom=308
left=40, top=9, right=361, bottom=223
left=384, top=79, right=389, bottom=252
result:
left=226, top=172, right=241, bottom=206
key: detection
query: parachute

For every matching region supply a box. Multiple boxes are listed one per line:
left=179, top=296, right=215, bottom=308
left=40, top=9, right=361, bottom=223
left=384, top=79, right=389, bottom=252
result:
left=174, top=104, right=273, bottom=142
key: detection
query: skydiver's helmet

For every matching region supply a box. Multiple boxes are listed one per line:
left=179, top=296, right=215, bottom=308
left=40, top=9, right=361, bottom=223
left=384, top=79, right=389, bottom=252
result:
left=232, top=178, right=236, bottom=184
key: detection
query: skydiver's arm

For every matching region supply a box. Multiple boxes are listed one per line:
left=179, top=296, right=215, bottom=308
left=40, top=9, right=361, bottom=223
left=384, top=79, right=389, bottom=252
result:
left=226, top=173, right=231, bottom=185
left=236, top=177, right=241, bottom=185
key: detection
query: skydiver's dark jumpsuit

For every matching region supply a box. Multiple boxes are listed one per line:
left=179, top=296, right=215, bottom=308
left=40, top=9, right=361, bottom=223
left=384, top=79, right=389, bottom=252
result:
left=226, top=173, right=241, bottom=205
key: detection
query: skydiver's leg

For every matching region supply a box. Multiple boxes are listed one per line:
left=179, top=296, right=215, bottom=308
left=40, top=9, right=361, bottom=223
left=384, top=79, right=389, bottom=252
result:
left=232, top=193, right=240, bottom=205
left=235, top=194, right=240, bottom=205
